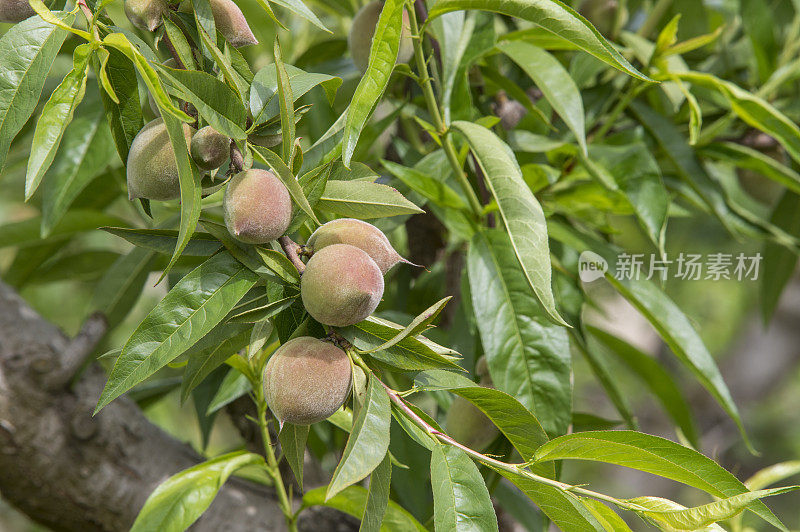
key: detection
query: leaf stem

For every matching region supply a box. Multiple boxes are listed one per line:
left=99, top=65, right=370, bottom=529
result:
left=406, top=4, right=484, bottom=218
left=593, top=81, right=645, bottom=142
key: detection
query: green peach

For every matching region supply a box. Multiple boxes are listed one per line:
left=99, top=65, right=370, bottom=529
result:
left=301, top=243, right=384, bottom=327
left=126, top=118, right=193, bottom=201
left=124, top=0, right=168, bottom=31
left=307, top=218, right=406, bottom=274
left=209, top=0, right=258, bottom=48
left=264, top=337, right=352, bottom=425
left=348, top=0, right=413, bottom=73
left=223, top=169, right=292, bottom=244
left=190, top=126, right=230, bottom=171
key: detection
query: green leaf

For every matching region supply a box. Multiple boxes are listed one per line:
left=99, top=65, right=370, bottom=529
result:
left=300, top=110, right=347, bottom=172
left=254, top=247, right=301, bottom=284
left=161, top=16, right=196, bottom=69
left=360, top=452, right=392, bottom=532
left=549, top=222, right=750, bottom=446
left=272, top=37, right=296, bottom=166
left=581, top=499, right=633, bottom=531
left=251, top=145, right=320, bottom=224
left=0, top=210, right=128, bottom=249
left=359, top=297, right=451, bottom=354
left=97, top=46, right=143, bottom=163
left=586, top=326, right=697, bottom=446
left=587, top=144, right=668, bottom=253
left=489, top=466, right=603, bottom=532
left=431, top=444, right=498, bottom=532
left=130, top=451, right=264, bottom=532
left=497, top=41, right=586, bottom=154
left=180, top=323, right=251, bottom=401
left=629, top=487, right=798, bottom=530
left=26, top=44, right=92, bottom=200
left=381, top=160, right=468, bottom=210
left=629, top=101, right=747, bottom=241
left=102, top=227, right=222, bottom=256
left=316, top=180, right=424, bottom=219
left=453, top=121, right=566, bottom=326
left=250, top=63, right=340, bottom=126
left=157, top=65, right=247, bottom=140
left=280, top=423, right=310, bottom=490
left=41, top=93, right=117, bottom=237
left=195, top=23, right=249, bottom=98
left=427, top=0, right=651, bottom=81
left=206, top=365, right=251, bottom=414
left=678, top=72, right=800, bottom=167
left=414, top=370, right=551, bottom=467
left=746, top=461, right=800, bottom=491
left=301, top=485, right=426, bottom=531
left=268, top=0, right=330, bottom=32
left=700, top=142, right=800, bottom=196
left=102, top=33, right=192, bottom=123
left=0, top=12, right=74, bottom=172
left=160, top=111, right=203, bottom=279
left=467, top=230, right=571, bottom=436
left=191, top=365, right=226, bottom=450
left=95, top=252, right=259, bottom=413
left=326, top=373, right=391, bottom=499
left=533, top=431, right=786, bottom=530
left=91, top=246, right=155, bottom=327
left=606, top=277, right=750, bottom=449
left=341, top=316, right=463, bottom=371
left=342, top=0, right=404, bottom=166
left=228, top=296, right=298, bottom=323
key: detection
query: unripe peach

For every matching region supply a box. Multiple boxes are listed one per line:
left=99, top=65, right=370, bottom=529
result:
left=209, top=0, right=258, bottom=47
left=264, top=337, right=352, bottom=425
left=301, top=244, right=384, bottom=327
left=124, top=0, right=168, bottom=31
left=445, top=396, right=499, bottom=451
left=348, top=0, right=413, bottom=73
left=0, top=0, right=35, bottom=23
left=126, top=118, right=193, bottom=201
left=307, top=218, right=405, bottom=274
left=223, top=169, right=292, bottom=244
left=191, top=126, right=229, bottom=171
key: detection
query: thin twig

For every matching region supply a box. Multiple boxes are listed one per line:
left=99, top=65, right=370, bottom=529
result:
left=229, top=142, right=244, bottom=175
left=380, top=378, right=645, bottom=512
left=279, top=236, right=306, bottom=274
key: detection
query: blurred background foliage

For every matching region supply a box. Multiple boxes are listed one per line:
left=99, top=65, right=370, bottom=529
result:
left=2, top=0, right=800, bottom=529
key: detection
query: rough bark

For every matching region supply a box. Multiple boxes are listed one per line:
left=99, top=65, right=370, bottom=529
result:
left=0, top=281, right=349, bottom=532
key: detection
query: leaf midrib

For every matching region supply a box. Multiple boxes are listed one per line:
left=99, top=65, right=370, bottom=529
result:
left=0, top=22, right=63, bottom=141
left=103, top=264, right=248, bottom=405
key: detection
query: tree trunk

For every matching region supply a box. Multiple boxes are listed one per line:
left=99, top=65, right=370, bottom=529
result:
left=0, top=281, right=316, bottom=531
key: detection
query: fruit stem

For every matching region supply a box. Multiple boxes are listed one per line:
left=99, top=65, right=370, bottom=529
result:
left=278, top=236, right=306, bottom=274
left=256, top=400, right=299, bottom=532
left=379, top=378, right=643, bottom=512
left=406, top=4, right=484, bottom=219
